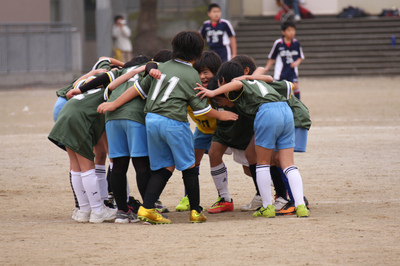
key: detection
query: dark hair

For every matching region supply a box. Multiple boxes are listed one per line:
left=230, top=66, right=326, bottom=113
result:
left=152, top=49, right=172, bottom=63
left=171, top=31, right=204, bottom=62
left=208, top=76, right=225, bottom=98
left=123, top=55, right=149, bottom=68
left=193, top=51, right=222, bottom=76
left=216, top=61, right=244, bottom=84
left=281, top=20, right=296, bottom=31
left=230, top=55, right=256, bottom=75
left=114, top=15, right=123, bottom=23
left=208, top=3, right=221, bottom=12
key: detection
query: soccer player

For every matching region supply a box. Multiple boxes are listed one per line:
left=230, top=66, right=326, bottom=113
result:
left=196, top=61, right=310, bottom=218
left=264, top=21, right=304, bottom=99
left=97, top=31, right=238, bottom=224
left=175, top=51, right=222, bottom=212
left=199, top=3, right=237, bottom=62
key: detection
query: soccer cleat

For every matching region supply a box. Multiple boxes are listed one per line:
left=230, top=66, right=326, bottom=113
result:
left=104, top=192, right=115, bottom=209
left=75, top=209, right=90, bottom=223
left=89, top=205, right=118, bottom=223
left=155, top=200, right=169, bottom=213
left=207, top=197, right=234, bottom=214
left=176, top=195, right=190, bottom=212
left=304, top=196, right=310, bottom=209
left=190, top=210, right=207, bottom=223
left=127, top=196, right=142, bottom=214
left=115, top=207, right=139, bottom=223
left=138, top=206, right=171, bottom=225
left=296, top=204, right=310, bottom=218
left=273, top=197, right=289, bottom=211
left=252, top=205, right=275, bottom=218
left=241, top=195, right=262, bottom=211
left=275, top=201, right=296, bottom=216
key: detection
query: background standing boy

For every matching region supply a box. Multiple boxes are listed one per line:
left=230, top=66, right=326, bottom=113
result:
left=264, top=21, right=304, bottom=99
left=199, top=3, right=237, bottom=62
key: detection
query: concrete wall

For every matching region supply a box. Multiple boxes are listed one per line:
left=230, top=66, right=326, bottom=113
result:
left=0, top=0, right=50, bottom=22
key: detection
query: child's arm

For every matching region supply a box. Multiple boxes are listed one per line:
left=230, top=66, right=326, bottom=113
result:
left=99, top=56, right=125, bottom=66
left=204, top=108, right=238, bottom=121
left=291, top=58, right=303, bottom=68
left=230, top=36, right=237, bottom=58
left=234, top=74, right=274, bottom=83
left=195, top=81, right=243, bottom=99
left=72, top=69, right=108, bottom=88
left=264, top=59, right=275, bottom=73
left=97, top=85, right=139, bottom=114
left=108, top=65, right=146, bottom=91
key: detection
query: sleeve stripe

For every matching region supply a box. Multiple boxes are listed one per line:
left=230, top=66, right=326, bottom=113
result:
left=73, top=80, right=86, bottom=90
left=193, top=104, right=212, bottom=116
left=134, top=80, right=147, bottom=99
left=92, top=58, right=110, bottom=70
left=106, top=71, right=115, bottom=82
left=285, top=80, right=292, bottom=99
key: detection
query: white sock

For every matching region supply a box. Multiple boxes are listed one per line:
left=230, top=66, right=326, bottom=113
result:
left=256, top=165, right=272, bottom=208
left=211, top=163, right=231, bottom=202
left=284, top=166, right=305, bottom=207
left=70, top=170, right=90, bottom=212
left=81, top=169, right=103, bottom=213
left=95, top=164, right=108, bottom=201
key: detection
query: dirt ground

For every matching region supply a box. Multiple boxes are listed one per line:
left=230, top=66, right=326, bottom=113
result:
left=1, top=76, right=399, bottom=265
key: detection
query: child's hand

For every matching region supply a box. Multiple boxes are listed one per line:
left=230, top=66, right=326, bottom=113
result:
left=149, top=69, right=161, bottom=79
left=195, top=83, right=215, bottom=99
left=91, top=69, right=108, bottom=75
left=66, top=88, right=82, bottom=99
left=97, top=102, right=117, bottom=114
left=291, top=61, right=300, bottom=68
left=217, top=110, right=238, bottom=121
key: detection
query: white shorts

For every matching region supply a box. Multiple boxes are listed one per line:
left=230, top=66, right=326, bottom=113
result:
left=225, top=147, right=249, bottom=166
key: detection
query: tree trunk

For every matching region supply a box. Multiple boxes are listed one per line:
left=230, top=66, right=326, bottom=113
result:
left=133, top=0, right=162, bottom=58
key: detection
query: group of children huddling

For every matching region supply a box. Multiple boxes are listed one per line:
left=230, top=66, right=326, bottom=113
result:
left=48, top=30, right=310, bottom=225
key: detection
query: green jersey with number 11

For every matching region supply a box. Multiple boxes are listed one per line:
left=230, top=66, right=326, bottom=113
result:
left=134, top=59, right=211, bottom=122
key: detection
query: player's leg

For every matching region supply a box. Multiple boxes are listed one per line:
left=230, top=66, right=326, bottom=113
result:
left=93, top=132, right=109, bottom=205
left=276, top=103, right=308, bottom=217
left=76, top=152, right=117, bottom=223
left=207, top=141, right=234, bottom=214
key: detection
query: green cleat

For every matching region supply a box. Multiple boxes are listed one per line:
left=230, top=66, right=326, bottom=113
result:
left=296, top=204, right=310, bottom=218
left=253, top=205, right=275, bottom=218
left=176, top=195, right=190, bottom=212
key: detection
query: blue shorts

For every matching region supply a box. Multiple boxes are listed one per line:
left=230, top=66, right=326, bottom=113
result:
left=105, top=119, right=148, bottom=159
left=52, top=96, right=67, bottom=122
left=193, top=128, right=212, bottom=152
left=254, top=102, right=295, bottom=150
left=146, top=113, right=195, bottom=171
left=294, top=127, right=308, bottom=152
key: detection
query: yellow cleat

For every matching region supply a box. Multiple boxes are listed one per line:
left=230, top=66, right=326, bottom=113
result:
left=137, top=206, right=171, bottom=224
left=190, top=210, right=207, bottom=223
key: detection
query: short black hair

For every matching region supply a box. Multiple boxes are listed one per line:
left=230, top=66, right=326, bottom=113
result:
left=193, top=51, right=222, bottom=76
left=114, top=15, right=123, bottom=23
left=152, top=49, right=172, bottom=63
left=216, top=61, right=244, bottom=84
left=208, top=3, right=220, bottom=12
left=208, top=76, right=225, bottom=98
left=230, top=55, right=256, bottom=75
left=123, top=55, right=149, bottom=68
left=281, top=20, right=296, bottom=31
left=171, top=31, right=204, bottom=62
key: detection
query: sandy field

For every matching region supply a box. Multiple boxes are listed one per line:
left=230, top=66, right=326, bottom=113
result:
left=1, top=76, right=399, bottom=265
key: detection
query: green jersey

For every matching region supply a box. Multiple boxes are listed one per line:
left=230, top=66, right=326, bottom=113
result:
left=105, top=65, right=146, bottom=125
left=56, top=58, right=112, bottom=99
left=227, top=80, right=286, bottom=118
left=135, top=59, right=211, bottom=122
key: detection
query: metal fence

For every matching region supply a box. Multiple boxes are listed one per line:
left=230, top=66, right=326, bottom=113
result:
left=0, top=22, right=72, bottom=73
